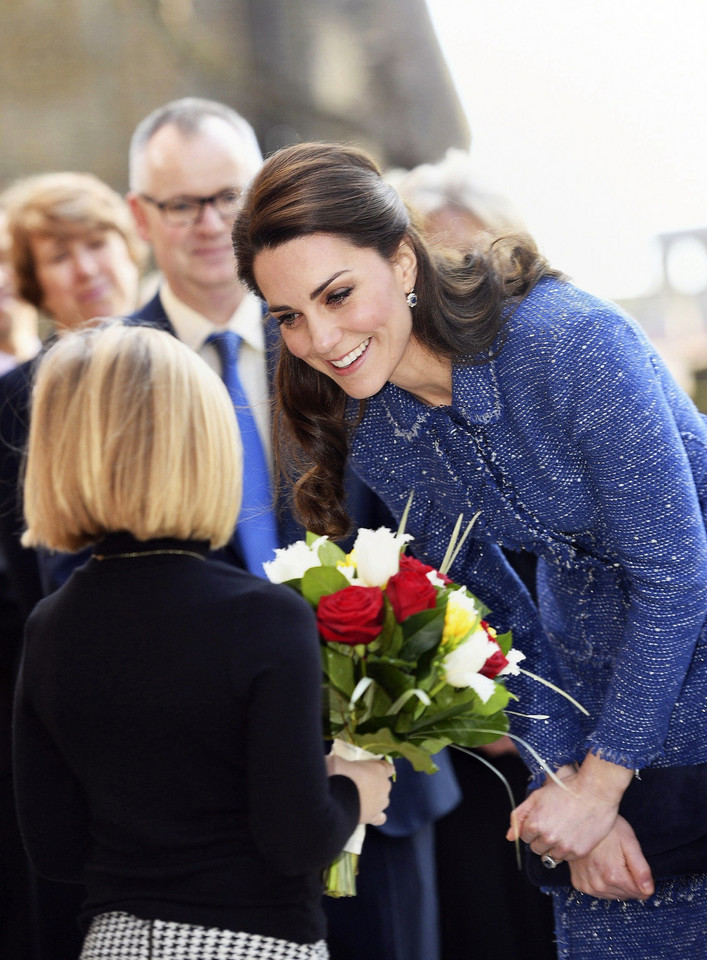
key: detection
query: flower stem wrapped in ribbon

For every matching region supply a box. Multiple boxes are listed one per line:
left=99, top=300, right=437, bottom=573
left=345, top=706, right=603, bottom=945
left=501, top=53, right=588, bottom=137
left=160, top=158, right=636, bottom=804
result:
left=264, top=505, right=583, bottom=896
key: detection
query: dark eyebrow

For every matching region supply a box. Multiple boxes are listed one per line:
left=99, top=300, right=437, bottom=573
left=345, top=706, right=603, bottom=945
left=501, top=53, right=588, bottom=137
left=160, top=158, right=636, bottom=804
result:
left=310, top=270, right=349, bottom=301
left=267, top=270, right=350, bottom=314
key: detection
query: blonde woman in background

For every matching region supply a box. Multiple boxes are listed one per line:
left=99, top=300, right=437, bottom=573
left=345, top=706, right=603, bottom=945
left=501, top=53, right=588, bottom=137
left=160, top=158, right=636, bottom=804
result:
left=0, top=170, right=146, bottom=612
left=3, top=171, right=145, bottom=335
left=0, top=172, right=146, bottom=960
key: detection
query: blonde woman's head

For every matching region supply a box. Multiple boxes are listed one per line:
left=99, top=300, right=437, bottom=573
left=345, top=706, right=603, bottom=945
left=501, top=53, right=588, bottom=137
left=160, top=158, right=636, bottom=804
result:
left=22, top=321, right=241, bottom=552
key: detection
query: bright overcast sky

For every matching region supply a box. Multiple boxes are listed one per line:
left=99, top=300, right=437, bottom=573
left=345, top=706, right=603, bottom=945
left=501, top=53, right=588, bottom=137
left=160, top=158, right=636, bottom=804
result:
left=425, top=0, right=707, bottom=301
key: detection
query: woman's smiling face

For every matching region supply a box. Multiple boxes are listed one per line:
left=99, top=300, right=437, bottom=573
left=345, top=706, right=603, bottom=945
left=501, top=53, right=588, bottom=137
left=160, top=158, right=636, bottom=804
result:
left=253, top=233, right=418, bottom=400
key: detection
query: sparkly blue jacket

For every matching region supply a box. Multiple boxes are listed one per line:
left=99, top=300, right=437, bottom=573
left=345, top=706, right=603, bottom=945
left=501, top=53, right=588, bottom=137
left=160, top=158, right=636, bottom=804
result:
left=350, top=278, right=707, bottom=780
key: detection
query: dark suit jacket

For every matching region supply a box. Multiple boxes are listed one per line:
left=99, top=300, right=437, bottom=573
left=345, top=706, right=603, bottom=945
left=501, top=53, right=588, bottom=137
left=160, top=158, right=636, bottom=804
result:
left=0, top=359, right=43, bottom=622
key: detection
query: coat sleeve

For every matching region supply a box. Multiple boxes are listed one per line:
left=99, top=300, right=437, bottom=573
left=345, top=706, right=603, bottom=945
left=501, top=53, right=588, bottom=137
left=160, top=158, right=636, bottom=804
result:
left=549, top=305, right=707, bottom=768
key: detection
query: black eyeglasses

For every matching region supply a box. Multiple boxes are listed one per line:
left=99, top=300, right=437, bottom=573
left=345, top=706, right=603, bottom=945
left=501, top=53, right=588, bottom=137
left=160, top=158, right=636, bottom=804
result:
left=140, top=188, right=242, bottom=226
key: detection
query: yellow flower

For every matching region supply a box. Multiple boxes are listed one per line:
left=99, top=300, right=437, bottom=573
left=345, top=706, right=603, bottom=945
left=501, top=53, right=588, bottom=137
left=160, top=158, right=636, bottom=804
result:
left=441, top=588, right=480, bottom=650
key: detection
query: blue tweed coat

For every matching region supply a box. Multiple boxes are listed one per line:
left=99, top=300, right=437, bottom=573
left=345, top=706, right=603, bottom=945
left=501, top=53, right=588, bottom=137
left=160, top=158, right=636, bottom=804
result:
left=349, top=277, right=707, bottom=783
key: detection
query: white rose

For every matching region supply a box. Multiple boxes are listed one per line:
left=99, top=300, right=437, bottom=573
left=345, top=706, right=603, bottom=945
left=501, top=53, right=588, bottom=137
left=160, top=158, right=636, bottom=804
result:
left=498, top=648, right=526, bottom=676
left=262, top=537, right=328, bottom=583
left=443, top=627, right=499, bottom=702
left=426, top=569, right=448, bottom=589
left=352, top=527, right=413, bottom=587
left=336, top=564, right=357, bottom=584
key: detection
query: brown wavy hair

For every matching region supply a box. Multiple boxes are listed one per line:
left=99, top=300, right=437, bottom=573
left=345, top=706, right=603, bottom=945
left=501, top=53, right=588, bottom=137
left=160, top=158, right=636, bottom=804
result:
left=233, top=142, right=561, bottom=538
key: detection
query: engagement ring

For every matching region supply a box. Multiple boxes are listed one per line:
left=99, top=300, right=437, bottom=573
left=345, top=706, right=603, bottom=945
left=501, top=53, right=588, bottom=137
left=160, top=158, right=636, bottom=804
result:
left=541, top=854, right=561, bottom=869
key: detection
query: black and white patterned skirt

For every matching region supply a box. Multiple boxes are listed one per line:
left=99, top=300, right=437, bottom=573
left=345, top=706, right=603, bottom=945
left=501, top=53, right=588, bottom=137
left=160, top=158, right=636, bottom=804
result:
left=79, top=911, right=329, bottom=960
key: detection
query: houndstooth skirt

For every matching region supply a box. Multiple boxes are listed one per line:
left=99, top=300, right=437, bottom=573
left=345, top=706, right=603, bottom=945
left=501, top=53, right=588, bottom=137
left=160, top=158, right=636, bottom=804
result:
left=79, top=911, right=329, bottom=960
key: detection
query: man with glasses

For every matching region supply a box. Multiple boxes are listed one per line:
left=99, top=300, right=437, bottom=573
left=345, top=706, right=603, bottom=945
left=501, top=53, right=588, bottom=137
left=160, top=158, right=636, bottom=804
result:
left=128, top=97, right=261, bottom=330
left=127, top=97, right=288, bottom=570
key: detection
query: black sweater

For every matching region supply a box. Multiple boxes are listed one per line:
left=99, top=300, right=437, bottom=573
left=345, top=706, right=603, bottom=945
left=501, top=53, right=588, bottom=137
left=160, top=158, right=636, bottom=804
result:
left=13, top=533, right=359, bottom=944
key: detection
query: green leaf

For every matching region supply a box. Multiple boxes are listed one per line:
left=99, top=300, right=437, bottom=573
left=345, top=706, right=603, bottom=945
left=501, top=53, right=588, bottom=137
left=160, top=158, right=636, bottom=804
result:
left=394, top=740, right=441, bottom=774
left=401, top=604, right=446, bottom=640
left=377, top=602, right=404, bottom=658
left=301, top=566, right=351, bottom=606
left=387, top=688, right=431, bottom=716
left=408, top=688, right=504, bottom=733
left=322, top=645, right=355, bottom=699
left=413, top=736, right=452, bottom=757
left=347, top=726, right=440, bottom=774
left=413, top=647, right=438, bottom=690
left=399, top=608, right=446, bottom=662
left=324, top=686, right=354, bottom=734
left=417, top=711, right=509, bottom=748
left=351, top=725, right=402, bottom=756
left=317, top=538, right=348, bottom=567
left=351, top=723, right=451, bottom=774
left=365, top=660, right=415, bottom=701
left=495, top=629, right=513, bottom=656
left=475, top=681, right=511, bottom=715
left=366, top=683, right=394, bottom=719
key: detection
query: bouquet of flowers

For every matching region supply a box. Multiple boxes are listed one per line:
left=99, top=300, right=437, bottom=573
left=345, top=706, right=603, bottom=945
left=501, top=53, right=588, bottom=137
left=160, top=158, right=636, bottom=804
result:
left=264, top=511, right=531, bottom=896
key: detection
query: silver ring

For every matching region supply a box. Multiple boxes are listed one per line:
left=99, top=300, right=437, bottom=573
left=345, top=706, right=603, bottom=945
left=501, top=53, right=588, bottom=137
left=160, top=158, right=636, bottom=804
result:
left=541, top=854, right=561, bottom=869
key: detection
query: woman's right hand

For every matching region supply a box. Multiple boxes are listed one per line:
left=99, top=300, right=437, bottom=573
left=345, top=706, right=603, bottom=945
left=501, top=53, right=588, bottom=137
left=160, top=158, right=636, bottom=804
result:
left=326, top=755, right=394, bottom=825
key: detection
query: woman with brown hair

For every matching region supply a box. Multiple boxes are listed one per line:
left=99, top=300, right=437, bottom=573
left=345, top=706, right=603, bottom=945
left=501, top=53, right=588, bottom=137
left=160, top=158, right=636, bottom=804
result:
left=232, top=142, right=707, bottom=960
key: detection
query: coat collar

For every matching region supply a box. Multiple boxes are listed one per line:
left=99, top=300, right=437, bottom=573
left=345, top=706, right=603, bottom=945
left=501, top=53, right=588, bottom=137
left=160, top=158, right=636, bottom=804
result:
left=450, top=352, right=503, bottom=426
left=377, top=352, right=503, bottom=430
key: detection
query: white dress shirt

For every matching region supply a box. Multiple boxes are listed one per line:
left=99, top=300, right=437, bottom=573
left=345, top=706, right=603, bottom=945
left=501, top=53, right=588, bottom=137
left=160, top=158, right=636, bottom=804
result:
left=160, top=282, right=273, bottom=470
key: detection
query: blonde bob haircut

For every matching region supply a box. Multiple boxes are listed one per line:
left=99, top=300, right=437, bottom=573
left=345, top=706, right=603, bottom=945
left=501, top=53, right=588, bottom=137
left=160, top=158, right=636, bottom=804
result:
left=22, top=321, right=242, bottom=553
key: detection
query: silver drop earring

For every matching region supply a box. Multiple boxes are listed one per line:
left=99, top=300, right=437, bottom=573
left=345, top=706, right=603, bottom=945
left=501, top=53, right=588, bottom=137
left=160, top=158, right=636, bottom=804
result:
left=406, top=289, right=418, bottom=308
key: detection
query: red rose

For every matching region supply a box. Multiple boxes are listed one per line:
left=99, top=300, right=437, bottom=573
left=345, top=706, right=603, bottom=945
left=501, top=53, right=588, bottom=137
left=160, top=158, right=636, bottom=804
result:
left=479, top=622, right=508, bottom=678
left=317, top=585, right=385, bottom=645
left=385, top=567, right=438, bottom=621
left=398, top=553, right=452, bottom=585
left=479, top=646, right=509, bottom=678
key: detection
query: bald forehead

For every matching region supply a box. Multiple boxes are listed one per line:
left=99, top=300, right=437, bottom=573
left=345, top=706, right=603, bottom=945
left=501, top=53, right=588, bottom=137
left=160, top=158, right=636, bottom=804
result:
left=133, top=117, right=261, bottom=194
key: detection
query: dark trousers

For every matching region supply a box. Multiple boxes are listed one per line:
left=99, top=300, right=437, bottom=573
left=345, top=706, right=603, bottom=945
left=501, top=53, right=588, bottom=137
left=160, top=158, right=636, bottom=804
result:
left=325, top=821, right=439, bottom=960
left=435, top=749, right=556, bottom=960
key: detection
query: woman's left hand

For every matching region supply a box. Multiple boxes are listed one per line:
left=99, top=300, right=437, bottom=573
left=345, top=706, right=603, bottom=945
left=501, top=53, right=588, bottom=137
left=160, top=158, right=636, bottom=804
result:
left=506, top=754, right=634, bottom=862
left=568, top=815, right=655, bottom=900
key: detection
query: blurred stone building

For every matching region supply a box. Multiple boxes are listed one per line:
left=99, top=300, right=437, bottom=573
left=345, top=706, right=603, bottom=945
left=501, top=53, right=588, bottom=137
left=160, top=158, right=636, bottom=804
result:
left=0, top=0, right=469, bottom=192
left=618, top=226, right=707, bottom=410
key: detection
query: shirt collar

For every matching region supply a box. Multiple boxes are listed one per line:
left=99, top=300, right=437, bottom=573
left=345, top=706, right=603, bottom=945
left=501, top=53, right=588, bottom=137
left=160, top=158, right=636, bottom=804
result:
left=160, top=281, right=265, bottom=353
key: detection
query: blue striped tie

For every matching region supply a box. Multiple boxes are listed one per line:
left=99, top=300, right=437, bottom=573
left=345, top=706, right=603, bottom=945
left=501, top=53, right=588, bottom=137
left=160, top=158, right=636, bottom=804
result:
left=206, top=331, right=278, bottom=576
